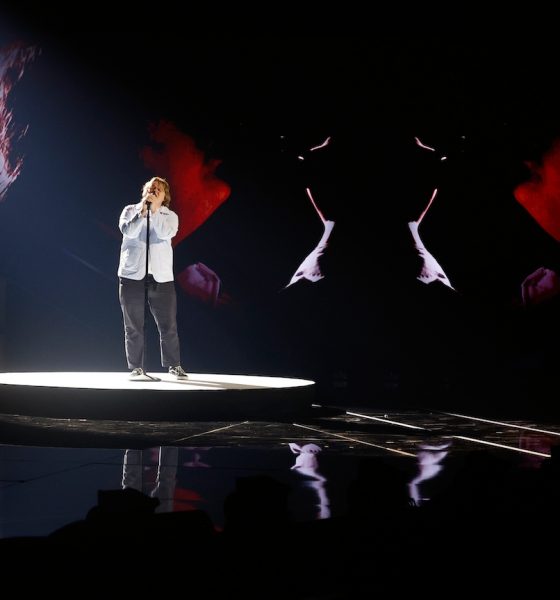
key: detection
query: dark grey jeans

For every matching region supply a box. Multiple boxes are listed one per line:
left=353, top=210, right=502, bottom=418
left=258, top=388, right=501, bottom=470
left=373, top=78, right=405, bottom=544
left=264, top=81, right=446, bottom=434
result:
left=119, top=276, right=181, bottom=370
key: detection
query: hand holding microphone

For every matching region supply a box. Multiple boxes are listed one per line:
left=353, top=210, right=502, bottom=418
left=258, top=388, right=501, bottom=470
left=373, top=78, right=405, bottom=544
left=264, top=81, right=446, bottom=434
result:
left=141, top=192, right=155, bottom=216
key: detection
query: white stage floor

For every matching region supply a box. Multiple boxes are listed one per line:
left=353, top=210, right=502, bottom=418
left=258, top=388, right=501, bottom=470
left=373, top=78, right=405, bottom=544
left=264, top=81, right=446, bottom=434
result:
left=0, top=372, right=313, bottom=391
left=0, top=372, right=315, bottom=421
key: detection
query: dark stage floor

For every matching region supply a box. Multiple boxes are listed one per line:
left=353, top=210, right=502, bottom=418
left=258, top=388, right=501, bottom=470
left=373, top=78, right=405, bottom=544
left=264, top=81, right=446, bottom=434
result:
left=2, top=400, right=559, bottom=594
left=1, top=403, right=558, bottom=535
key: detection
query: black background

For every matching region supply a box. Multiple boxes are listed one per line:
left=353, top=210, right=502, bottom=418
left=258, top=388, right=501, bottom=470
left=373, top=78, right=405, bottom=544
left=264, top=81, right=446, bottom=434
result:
left=2, top=20, right=560, bottom=411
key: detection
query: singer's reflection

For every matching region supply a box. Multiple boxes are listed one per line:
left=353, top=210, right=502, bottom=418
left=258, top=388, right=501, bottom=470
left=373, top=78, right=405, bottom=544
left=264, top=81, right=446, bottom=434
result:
left=122, top=447, right=179, bottom=513
left=122, top=447, right=213, bottom=513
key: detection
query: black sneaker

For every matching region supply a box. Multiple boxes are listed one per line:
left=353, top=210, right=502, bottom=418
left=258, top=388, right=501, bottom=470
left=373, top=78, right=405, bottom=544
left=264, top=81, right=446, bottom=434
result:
left=129, top=367, right=145, bottom=380
left=169, top=365, right=188, bottom=379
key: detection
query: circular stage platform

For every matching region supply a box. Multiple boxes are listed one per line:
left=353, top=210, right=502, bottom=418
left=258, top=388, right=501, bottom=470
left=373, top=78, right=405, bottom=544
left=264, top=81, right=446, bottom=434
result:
left=0, top=372, right=315, bottom=421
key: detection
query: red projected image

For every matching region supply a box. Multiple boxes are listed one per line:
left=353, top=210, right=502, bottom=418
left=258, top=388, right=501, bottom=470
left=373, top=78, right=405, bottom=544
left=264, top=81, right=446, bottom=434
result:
left=514, top=140, right=560, bottom=243
left=141, top=120, right=231, bottom=246
left=0, top=42, right=37, bottom=201
left=141, top=120, right=231, bottom=305
left=515, top=140, right=560, bottom=306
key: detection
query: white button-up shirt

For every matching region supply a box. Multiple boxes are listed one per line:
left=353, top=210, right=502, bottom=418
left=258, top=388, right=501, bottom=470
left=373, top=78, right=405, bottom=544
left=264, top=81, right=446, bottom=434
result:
left=118, top=201, right=179, bottom=282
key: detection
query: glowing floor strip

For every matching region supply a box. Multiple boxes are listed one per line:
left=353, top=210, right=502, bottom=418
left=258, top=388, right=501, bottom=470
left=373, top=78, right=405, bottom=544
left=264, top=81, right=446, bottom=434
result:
left=173, top=421, right=250, bottom=443
left=441, top=412, right=560, bottom=437
left=294, top=423, right=416, bottom=457
left=453, top=435, right=551, bottom=457
left=346, top=411, right=427, bottom=430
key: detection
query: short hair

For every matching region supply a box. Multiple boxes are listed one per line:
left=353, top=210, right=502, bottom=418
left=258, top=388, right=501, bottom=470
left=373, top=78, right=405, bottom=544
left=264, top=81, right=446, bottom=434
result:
left=142, top=176, right=171, bottom=207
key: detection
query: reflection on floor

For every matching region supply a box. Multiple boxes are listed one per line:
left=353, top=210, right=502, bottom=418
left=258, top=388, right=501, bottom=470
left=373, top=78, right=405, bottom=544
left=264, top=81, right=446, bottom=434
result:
left=1, top=404, right=559, bottom=593
left=1, top=405, right=559, bottom=536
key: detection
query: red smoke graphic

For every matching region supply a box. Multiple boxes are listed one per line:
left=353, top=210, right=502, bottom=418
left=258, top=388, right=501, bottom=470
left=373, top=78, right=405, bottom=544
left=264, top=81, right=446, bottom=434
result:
left=140, top=120, right=231, bottom=246
left=514, top=140, right=560, bottom=242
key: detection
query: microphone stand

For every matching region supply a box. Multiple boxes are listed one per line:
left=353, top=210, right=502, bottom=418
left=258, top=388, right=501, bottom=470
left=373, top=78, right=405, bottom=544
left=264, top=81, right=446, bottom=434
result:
left=142, top=200, right=161, bottom=382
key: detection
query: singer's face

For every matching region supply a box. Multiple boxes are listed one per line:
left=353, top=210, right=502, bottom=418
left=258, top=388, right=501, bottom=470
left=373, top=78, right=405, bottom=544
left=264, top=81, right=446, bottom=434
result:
left=147, top=179, right=165, bottom=203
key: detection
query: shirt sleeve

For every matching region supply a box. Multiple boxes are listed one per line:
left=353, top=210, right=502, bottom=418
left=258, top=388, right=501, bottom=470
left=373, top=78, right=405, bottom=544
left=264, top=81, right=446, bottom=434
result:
left=151, top=209, right=179, bottom=240
left=119, top=204, right=144, bottom=238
